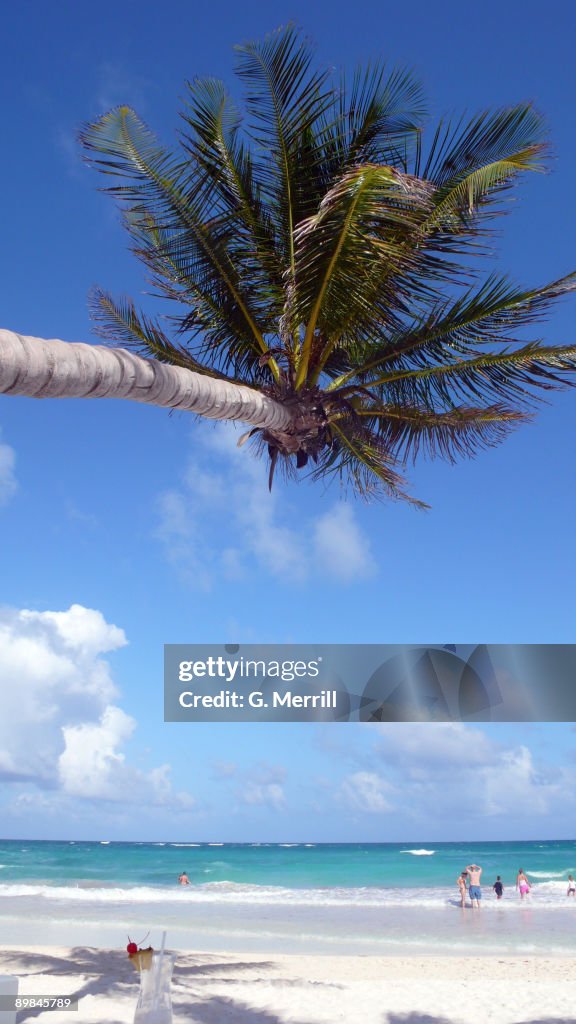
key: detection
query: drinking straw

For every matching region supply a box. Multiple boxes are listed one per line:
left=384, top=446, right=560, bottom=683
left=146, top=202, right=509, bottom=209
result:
left=152, top=930, right=167, bottom=1006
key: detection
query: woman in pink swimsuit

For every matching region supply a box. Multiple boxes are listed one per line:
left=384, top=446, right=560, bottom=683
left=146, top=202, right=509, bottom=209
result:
left=516, top=869, right=531, bottom=899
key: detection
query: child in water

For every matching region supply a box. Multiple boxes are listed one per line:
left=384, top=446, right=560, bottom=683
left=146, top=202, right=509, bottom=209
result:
left=456, top=871, right=468, bottom=908
left=493, top=876, right=504, bottom=899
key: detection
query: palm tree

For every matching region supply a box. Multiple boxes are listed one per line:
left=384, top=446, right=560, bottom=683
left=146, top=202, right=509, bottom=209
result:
left=1, top=25, right=575, bottom=505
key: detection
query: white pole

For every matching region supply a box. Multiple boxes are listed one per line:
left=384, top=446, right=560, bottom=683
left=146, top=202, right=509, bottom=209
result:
left=152, top=931, right=167, bottom=1008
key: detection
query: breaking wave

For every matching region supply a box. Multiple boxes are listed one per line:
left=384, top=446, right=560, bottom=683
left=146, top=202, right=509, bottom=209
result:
left=0, top=879, right=572, bottom=909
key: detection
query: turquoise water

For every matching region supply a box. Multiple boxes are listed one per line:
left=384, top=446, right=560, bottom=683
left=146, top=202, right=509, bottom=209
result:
left=1, top=839, right=575, bottom=953
left=1, top=838, right=575, bottom=889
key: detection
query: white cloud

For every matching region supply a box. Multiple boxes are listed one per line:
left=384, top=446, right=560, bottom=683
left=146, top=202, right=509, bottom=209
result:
left=0, top=604, right=124, bottom=785
left=369, top=723, right=574, bottom=820
left=215, top=759, right=287, bottom=811
left=236, top=484, right=306, bottom=581
left=340, top=771, right=396, bottom=813
left=58, top=706, right=193, bottom=807
left=0, top=430, right=17, bottom=505
left=374, top=722, right=497, bottom=772
left=157, top=491, right=194, bottom=541
left=156, top=423, right=376, bottom=587
left=239, top=782, right=286, bottom=810
left=59, top=706, right=135, bottom=799
left=155, top=490, right=213, bottom=590
left=0, top=604, right=193, bottom=809
left=21, top=604, right=127, bottom=660
left=481, top=745, right=564, bottom=817
left=9, top=792, right=60, bottom=815
left=65, top=501, right=100, bottom=528
left=312, top=504, right=375, bottom=582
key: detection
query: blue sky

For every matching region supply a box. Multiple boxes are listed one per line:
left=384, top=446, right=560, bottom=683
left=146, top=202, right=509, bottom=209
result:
left=1, top=0, right=575, bottom=843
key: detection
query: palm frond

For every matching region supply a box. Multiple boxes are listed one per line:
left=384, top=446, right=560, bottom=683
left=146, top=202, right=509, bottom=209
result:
left=419, top=104, right=547, bottom=184
left=89, top=288, right=241, bottom=381
left=417, top=105, right=547, bottom=233
left=337, top=62, right=425, bottom=169
left=312, top=419, right=429, bottom=506
left=357, top=402, right=528, bottom=462
left=234, top=24, right=334, bottom=273
left=328, top=272, right=576, bottom=389
left=123, top=209, right=279, bottom=380
left=293, top=163, right=433, bottom=387
left=179, top=77, right=284, bottom=293
left=374, top=341, right=576, bottom=412
left=80, top=107, right=275, bottom=373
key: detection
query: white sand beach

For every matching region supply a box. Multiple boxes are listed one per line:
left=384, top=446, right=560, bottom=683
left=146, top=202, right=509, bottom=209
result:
left=1, top=946, right=575, bottom=1024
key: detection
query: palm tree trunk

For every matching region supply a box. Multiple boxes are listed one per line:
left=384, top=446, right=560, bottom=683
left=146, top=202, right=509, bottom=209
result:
left=0, top=330, right=292, bottom=430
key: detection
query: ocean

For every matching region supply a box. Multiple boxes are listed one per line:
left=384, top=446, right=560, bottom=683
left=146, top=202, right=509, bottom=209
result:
left=1, top=839, right=575, bottom=955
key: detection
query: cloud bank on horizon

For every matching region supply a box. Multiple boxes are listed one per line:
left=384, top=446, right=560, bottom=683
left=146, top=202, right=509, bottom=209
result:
left=0, top=600, right=574, bottom=840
